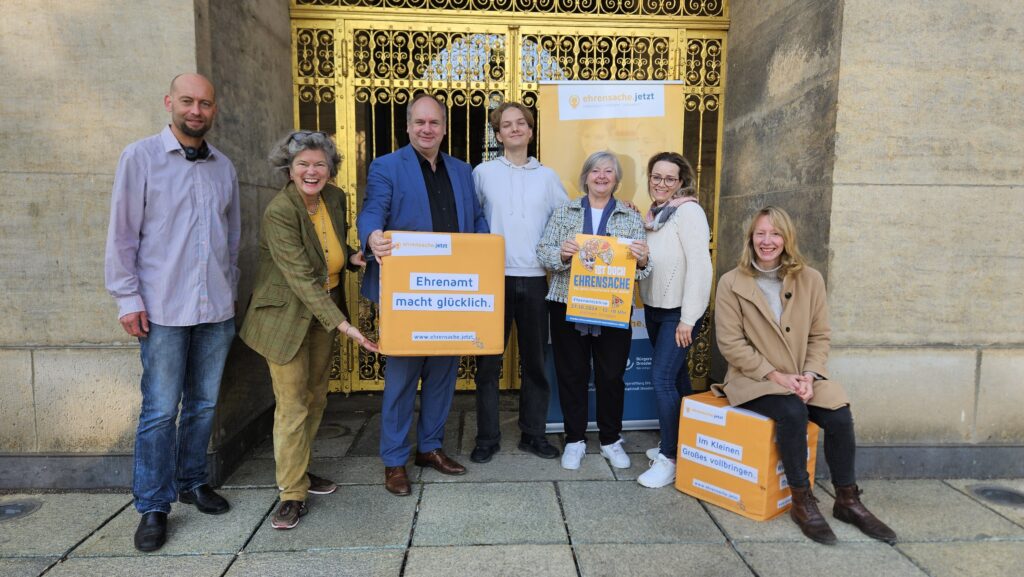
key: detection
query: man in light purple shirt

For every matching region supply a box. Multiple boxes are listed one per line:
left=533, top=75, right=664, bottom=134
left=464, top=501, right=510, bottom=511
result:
left=105, top=73, right=239, bottom=553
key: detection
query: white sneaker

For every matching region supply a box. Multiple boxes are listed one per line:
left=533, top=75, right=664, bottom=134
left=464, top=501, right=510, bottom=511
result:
left=645, top=447, right=660, bottom=461
left=600, top=439, right=632, bottom=469
left=637, top=453, right=677, bottom=488
left=561, top=440, right=586, bottom=470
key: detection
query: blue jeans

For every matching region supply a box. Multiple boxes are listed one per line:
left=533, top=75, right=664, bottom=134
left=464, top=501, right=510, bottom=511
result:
left=133, top=319, right=234, bottom=514
left=644, top=306, right=702, bottom=458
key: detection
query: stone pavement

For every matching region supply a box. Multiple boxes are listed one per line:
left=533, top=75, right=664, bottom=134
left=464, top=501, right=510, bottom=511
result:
left=2, top=394, right=1023, bottom=577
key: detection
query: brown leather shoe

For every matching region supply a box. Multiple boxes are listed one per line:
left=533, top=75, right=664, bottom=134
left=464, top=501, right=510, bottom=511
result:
left=384, top=466, right=411, bottom=496
left=414, top=449, right=467, bottom=475
left=789, top=486, right=837, bottom=545
left=833, top=484, right=898, bottom=544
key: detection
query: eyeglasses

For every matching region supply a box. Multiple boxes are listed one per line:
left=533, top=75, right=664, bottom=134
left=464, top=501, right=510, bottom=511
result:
left=290, top=130, right=330, bottom=143
left=649, top=175, right=680, bottom=186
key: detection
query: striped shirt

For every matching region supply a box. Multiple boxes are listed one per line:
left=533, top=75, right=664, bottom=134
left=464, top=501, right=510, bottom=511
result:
left=104, top=126, right=240, bottom=326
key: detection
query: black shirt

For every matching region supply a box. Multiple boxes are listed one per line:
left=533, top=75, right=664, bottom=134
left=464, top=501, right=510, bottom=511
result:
left=415, top=149, right=459, bottom=233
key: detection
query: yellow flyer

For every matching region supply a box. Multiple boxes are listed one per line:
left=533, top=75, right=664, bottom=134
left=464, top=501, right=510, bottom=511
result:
left=565, top=234, right=637, bottom=329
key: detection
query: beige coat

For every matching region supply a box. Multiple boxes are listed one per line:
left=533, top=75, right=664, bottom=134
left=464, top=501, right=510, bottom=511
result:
left=712, top=266, right=849, bottom=409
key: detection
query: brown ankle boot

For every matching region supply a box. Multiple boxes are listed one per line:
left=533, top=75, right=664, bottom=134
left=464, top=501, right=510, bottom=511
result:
left=789, top=486, right=837, bottom=545
left=833, top=484, right=897, bottom=544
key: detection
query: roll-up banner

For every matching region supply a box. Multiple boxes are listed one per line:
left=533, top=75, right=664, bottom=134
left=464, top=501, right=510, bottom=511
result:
left=539, top=81, right=684, bottom=432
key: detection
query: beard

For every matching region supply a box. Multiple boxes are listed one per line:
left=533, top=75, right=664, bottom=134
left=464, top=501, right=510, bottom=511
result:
left=176, top=117, right=210, bottom=138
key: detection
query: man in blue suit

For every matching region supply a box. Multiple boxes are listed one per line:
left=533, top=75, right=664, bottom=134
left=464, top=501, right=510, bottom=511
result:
left=358, top=93, right=489, bottom=495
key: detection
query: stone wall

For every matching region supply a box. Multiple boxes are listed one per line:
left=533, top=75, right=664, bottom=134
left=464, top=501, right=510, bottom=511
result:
left=198, top=0, right=292, bottom=457
left=0, top=0, right=201, bottom=454
left=828, top=0, right=1024, bottom=443
left=0, top=0, right=290, bottom=482
left=714, top=0, right=845, bottom=377
left=720, top=0, right=1024, bottom=446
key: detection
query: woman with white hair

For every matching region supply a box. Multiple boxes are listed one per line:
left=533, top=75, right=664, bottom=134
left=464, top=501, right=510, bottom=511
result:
left=537, top=151, right=651, bottom=471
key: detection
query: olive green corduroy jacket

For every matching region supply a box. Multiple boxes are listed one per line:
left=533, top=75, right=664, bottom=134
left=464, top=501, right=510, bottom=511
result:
left=240, top=182, right=356, bottom=365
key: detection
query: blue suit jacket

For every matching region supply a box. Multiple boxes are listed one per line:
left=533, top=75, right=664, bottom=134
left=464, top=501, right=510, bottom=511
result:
left=357, top=144, right=489, bottom=303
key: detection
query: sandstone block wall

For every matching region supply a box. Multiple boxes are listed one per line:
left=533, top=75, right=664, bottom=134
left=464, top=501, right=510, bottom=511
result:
left=0, top=0, right=289, bottom=457
left=829, top=0, right=1024, bottom=442
left=720, top=0, right=1023, bottom=444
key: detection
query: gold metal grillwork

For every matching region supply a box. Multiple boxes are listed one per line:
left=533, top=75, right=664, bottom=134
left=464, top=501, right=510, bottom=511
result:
left=292, top=2, right=728, bottom=392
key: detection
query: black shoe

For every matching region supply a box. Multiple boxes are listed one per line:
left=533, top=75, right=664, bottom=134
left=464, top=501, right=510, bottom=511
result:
left=179, top=484, right=230, bottom=515
left=470, top=444, right=500, bottom=463
left=134, top=511, right=167, bottom=552
left=519, top=435, right=560, bottom=459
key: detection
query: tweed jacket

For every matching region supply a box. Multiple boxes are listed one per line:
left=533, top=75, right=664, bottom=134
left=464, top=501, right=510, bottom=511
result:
left=240, top=182, right=356, bottom=365
left=712, top=265, right=849, bottom=410
left=536, top=196, right=651, bottom=303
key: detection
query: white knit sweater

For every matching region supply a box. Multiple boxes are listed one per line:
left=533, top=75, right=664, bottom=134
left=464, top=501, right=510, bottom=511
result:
left=638, top=202, right=713, bottom=325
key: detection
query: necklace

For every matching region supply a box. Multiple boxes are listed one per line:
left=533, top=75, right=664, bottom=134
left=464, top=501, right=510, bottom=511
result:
left=306, top=197, right=320, bottom=215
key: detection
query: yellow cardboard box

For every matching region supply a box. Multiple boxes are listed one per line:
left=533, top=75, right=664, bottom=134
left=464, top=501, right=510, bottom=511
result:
left=675, top=391, right=819, bottom=521
left=378, top=231, right=505, bottom=356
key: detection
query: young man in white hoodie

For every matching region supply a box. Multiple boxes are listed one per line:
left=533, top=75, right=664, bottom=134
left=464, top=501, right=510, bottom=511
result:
left=471, top=102, right=569, bottom=463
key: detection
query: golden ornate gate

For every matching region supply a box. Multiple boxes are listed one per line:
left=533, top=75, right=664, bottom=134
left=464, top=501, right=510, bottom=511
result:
left=289, top=0, right=729, bottom=392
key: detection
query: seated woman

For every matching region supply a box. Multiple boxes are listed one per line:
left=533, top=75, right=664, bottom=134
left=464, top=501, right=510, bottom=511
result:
left=636, top=152, right=712, bottom=488
left=536, top=151, right=651, bottom=471
left=714, top=206, right=896, bottom=545
left=241, top=131, right=378, bottom=530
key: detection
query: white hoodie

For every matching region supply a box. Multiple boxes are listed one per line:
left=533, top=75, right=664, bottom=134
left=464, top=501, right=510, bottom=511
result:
left=473, top=156, right=569, bottom=276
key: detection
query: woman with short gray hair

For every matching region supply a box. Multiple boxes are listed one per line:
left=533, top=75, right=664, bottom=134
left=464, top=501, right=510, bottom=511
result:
left=536, top=150, right=652, bottom=471
left=241, top=130, right=378, bottom=530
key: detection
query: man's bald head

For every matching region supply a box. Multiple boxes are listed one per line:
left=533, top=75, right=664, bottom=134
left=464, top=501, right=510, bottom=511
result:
left=169, top=73, right=216, bottom=101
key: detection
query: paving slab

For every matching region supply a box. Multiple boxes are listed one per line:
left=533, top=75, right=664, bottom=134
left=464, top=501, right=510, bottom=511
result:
left=736, top=542, right=926, bottom=577
left=414, top=482, right=567, bottom=546
left=610, top=459, right=644, bottom=481
left=704, top=487, right=870, bottom=542
left=849, top=480, right=1024, bottom=541
left=226, top=550, right=404, bottom=576
left=309, top=456, right=414, bottom=486
left=404, top=544, right=577, bottom=577
left=0, top=557, right=57, bottom=577
left=462, top=411, right=567, bottom=456
left=246, top=485, right=417, bottom=552
left=421, top=453, right=615, bottom=483
left=223, top=457, right=278, bottom=488
left=0, top=493, right=131, bottom=557
left=347, top=412, right=460, bottom=457
left=575, top=543, right=753, bottom=577
left=225, top=456, right=423, bottom=490
left=45, top=554, right=233, bottom=576
left=947, top=478, right=1024, bottom=527
left=558, top=481, right=723, bottom=544
left=73, top=488, right=276, bottom=557
left=899, top=541, right=1024, bottom=577
left=251, top=412, right=369, bottom=460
